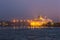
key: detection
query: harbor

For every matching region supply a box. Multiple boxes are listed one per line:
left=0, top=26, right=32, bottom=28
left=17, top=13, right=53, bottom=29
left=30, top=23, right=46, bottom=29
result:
left=0, top=16, right=60, bottom=29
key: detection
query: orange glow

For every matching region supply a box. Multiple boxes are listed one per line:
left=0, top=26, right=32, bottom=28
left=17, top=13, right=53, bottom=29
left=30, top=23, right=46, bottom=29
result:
left=30, top=21, right=43, bottom=27
left=12, top=19, right=16, bottom=23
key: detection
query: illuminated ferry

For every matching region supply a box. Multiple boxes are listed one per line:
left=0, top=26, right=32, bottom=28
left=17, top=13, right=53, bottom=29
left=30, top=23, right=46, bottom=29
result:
left=11, top=16, right=53, bottom=28
left=26, top=16, right=53, bottom=28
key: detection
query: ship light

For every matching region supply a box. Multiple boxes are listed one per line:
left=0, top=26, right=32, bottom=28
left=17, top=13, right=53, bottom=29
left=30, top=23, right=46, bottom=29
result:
left=12, top=19, right=16, bottom=23
left=12, top=19, right=19, bottom=23
left=20, top=20, right=23, bottom=22
left=30, top=21, right=43, bottom=27
left=40, top=17, right=43, bottom=20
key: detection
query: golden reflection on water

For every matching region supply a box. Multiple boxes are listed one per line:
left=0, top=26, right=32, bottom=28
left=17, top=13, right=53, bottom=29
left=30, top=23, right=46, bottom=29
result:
left=0, top=26, right=54, bottom=30
left=12, top=26, right=49, bottom=29
left=0, top=25, right=54, bottom=30
left=13, top=26, right=39, bottom=29
left=28, top=26, right=49, bottom=29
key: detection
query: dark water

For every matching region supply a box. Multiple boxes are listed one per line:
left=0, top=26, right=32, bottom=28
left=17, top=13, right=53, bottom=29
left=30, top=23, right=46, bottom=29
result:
left=0, top=27, right=60, bottom=40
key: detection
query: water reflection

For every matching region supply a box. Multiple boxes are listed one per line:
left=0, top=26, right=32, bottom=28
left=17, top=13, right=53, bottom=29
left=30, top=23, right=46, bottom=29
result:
left=0, top=26, right=53, bottom=30
left=0, top=26, right=60, bottom=40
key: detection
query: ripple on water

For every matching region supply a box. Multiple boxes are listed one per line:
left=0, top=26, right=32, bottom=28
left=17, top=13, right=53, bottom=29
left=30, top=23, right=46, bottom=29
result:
left=0, top=26, right=60, bottom=40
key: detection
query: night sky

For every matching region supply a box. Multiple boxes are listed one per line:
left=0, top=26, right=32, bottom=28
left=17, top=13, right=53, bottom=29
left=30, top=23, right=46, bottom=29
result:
left=0, top=0, right=60, bottom=22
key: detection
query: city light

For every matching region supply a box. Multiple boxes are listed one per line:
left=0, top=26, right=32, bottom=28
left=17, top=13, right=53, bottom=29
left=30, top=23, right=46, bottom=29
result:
left=20, top=20, right=23, bottom=22
left=12, top=19, right=19, bottom=23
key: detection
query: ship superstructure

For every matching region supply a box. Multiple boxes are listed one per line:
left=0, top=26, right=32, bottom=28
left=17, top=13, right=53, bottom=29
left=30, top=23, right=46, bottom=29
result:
left=26, top=16, right=53, bottom=28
